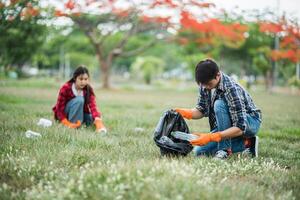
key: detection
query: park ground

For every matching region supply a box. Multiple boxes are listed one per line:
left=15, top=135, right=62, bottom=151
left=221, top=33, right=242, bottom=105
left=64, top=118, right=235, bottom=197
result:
left=0, top=78, right=299, bottom=199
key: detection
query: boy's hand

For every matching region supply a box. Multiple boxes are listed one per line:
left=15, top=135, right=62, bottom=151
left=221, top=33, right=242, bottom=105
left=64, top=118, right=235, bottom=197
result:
left=192, top=132, right=205, bottom=137
left=190, top=132, right=222, bottom=146
left=61, top=118, right=81, bottom=129
left=94, top=118, right=107, bottom=134
left=174, top=108, right=193, bottom=119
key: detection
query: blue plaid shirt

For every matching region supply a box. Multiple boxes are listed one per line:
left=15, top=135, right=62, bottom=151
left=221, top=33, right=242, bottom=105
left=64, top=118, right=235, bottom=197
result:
left=196, top=72, right=261, bottom=133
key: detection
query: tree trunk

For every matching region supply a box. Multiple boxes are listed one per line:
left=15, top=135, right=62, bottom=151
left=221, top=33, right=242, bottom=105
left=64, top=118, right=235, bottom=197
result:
left=270, top=60, right=276, bottom=88
left=265, top=70, right=273, bottom=92
left=94, top=47, right=112, bottom=89
left=98, top=59, right=110, bottom=89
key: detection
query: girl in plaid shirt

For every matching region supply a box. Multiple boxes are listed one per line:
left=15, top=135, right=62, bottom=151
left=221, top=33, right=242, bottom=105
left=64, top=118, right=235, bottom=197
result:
left=53, top=65, right=107, bottom=133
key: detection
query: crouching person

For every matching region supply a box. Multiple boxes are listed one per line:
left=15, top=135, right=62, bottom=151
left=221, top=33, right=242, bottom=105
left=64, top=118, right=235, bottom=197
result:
left=53, top=65, right=107, bottom=134
left=175, top=59, right=261, bottom=159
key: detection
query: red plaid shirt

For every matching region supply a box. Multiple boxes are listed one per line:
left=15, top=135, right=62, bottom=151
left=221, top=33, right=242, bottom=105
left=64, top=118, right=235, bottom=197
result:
left=52, top=82, right=101, bottom=121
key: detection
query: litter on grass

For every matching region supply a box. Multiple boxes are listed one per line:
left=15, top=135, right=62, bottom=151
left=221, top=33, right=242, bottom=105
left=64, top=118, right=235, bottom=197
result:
left=134, top=127, right=145, bottom=133
left=37, top=118, right=52, bottom=127
left=171, top=131, right=199, bottom=141
left=25, top=130, right=41, bottom=138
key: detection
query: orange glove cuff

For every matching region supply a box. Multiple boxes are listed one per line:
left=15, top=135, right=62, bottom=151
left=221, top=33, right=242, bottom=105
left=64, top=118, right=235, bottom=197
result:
left=190, top=132, right=222, bottom=146
left=211, top=132, right=222, bottom=142
left=61, top=118, right=70, bottom=126
left=61, top=118, right=81, bottom=128
left=175, top=108, right=193, bottom=120
left=192, top=132, right=205, bottom=137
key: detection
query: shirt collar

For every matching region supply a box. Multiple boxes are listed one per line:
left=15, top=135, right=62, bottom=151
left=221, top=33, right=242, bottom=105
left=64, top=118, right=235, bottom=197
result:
left=72, top=83, right=83, bottom=96
left=216, top=72, right=225, bottom=92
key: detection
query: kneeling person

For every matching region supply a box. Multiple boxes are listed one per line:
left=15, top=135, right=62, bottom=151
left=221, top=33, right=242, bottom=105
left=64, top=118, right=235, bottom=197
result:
left=53, top=65, right=107, bottom=133
left=176, top=59, right=261, bottom=159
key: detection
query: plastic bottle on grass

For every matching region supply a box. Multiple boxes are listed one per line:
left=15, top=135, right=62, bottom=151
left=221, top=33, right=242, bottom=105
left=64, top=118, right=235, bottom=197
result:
left=37, top=118, right=52, bottom=127
left=25, top=130, right=41, bottom=138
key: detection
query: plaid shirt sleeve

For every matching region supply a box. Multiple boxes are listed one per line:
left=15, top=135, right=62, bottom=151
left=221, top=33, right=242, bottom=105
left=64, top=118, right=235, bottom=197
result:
left=225, top=86, right=247, bottom=133
left=88, top=88, right=101, bottom=119
left=55, top=84, right=69, bottom=121
left=196, top=87, right=209, bottom=117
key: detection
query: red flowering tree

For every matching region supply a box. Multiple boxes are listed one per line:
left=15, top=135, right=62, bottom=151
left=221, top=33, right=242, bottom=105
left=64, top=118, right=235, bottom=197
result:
left=261, top=21, right=300, bottom=64
left=259, top=17, right=300, bottom=88
left=53, top=0, right=176, bottom=88
left=52, top=0, right=244, bottom=88
left=179, top=11, right=248, bottom=50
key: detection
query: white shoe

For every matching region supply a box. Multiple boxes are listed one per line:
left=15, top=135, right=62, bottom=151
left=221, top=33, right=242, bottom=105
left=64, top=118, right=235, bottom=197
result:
left=214, top=150, right=229, bottom=159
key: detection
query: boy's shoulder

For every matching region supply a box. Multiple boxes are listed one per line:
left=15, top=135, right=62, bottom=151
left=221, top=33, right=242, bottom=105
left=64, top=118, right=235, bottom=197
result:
left=222, top=73, right=238, bottom=87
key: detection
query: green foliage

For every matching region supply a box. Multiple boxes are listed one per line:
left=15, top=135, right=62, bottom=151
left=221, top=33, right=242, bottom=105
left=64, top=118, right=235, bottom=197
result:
left=33, top=27, right=97, bottom=70
left=131, top=56, right=165, bottom=84
left=288, top=76, right=300, bottom=88
left=183, top=53, right=206, bottom=76
left=0, top=0, right=47, bottom=68
left=252, top=52, right=270, bottom=75
left=115, top=37, right=185, bottom=74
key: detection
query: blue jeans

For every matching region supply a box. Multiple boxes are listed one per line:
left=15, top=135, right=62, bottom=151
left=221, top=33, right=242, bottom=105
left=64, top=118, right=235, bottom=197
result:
left=194, top=99, right=261, bottom=156
left=64, top=96, right=93, bottom=126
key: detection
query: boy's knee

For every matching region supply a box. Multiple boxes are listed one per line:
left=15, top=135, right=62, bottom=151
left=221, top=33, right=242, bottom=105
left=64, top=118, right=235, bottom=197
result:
left=194, top=146, right=204, bottom=156
left=194, top=146, right=212, bottom=157
left=214, top=99, right=227, bottom=114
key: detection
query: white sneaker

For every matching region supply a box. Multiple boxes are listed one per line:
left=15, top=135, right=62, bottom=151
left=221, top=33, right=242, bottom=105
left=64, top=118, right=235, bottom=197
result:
left=213, top=150, right=229, bottom=159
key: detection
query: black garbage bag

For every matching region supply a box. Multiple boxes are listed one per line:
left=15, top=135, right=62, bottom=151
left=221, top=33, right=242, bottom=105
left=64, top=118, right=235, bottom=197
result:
left=153, top=110, right=194, bottom=156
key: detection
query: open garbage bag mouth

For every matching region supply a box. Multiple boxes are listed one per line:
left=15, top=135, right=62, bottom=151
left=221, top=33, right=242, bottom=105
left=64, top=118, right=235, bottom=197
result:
left=153, top=110, right=193, bottom=156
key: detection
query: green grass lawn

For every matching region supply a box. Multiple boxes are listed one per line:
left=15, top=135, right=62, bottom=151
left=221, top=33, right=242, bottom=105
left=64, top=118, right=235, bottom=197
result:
left=0, top=78, right=300, bottom=199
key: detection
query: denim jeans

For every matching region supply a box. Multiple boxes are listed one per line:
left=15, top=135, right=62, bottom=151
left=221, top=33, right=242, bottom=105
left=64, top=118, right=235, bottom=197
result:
left=64, top=96, right=93, bottom=126
left=194, top=99, right=261, bottom=156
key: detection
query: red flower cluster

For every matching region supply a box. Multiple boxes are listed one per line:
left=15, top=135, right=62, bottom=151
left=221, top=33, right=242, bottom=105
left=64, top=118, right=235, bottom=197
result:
left=54, top=10, right=68, bottom=17
left=270, top=49, right=300, bottom=63
left=20, top=3, right=39, bottom=19
left=180, top=11, right=248, bottom=46
left=142, top=16, right=171, bottom=24
left=65, top=0, right=75, bottom=10
left=259, top=22, right=283, bottom=33
left=260, top=21, right=300, bottom=63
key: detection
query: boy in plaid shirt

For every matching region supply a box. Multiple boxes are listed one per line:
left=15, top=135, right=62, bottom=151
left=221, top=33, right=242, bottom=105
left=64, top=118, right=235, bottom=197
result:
left=176, top=59, right=261, bottom=159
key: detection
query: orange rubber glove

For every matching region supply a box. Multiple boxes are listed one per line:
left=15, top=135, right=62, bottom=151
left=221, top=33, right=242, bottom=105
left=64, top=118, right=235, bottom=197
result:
left=61, top=118, right=81, bottom=129
left=94, top=118, right=107, bottom=133
left=192, top=132, right=206, bottom=137
left=190, top=132, right=222, bottom=146
left=175, top=108, right=193, bottom=120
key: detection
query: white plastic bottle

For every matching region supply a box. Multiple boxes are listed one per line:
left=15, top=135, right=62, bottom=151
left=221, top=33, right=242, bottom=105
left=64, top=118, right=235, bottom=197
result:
left=25, top=130, right=41, bottom=138
left=37, top=118, right=52, bottom=127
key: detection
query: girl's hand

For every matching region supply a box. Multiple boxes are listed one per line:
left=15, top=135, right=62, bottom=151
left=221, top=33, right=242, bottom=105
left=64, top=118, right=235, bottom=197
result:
left=61, top=118, right=81, bottom=129
left=94, top=118, right=107, bottom=134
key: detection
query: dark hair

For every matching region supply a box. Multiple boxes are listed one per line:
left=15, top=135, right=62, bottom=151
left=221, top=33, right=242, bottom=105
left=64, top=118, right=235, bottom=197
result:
left=68, top=65, right=93, bottom=104
left=195, top=58, right=219, bottom=84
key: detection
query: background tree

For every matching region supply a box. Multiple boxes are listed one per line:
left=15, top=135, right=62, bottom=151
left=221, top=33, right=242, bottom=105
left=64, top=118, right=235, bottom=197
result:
left=259, top=15, right=300, bottom=90
left=53, top=0, right=173, bottom=88
left=0, top=0, right=46, bottom=74
left=131, top=56, right=165, bottom=84
left=33, top=27, right=98, bottom=77
left=175, top=5, right=249, bottom=76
